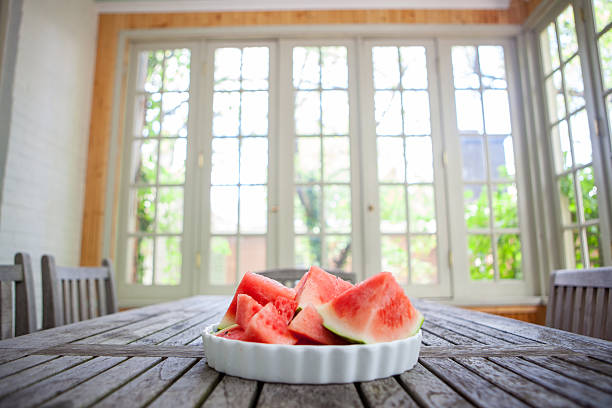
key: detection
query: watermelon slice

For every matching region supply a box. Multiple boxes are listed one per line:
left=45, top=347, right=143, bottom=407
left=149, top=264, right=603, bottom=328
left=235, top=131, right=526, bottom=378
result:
left=294, top=266, right=353, bottom=310
left=218, top=272, right=296, bottom=330
left=236, top=294, right=263, bottom=328
left=318, top=272, right=424, bottom=344
left=244, top=303, right=298, bottom=345
left=215, top=324, right=247, bottom=340
left=288, top=305, right=348, bottom=345
left=273, top=297, right=298, bottom=324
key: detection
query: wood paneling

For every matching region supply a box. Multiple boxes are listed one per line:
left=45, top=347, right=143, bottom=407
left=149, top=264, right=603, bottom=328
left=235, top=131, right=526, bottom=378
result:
left=463, top=305, right=547, bottom=325
left=80, top=0, right=543, bottom=266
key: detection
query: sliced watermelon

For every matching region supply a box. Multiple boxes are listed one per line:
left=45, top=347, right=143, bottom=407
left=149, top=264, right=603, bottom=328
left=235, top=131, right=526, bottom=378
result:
left=215, top=324, right=247, bottom=340
left=273, top=297, right=298, bottom=324
left=318, top=272, right=424, bottom=344
left=288, top=305, right=348, bottom=345
left=294, top=266, right=353, bottom=310
left=244, top=303, right=298, bottom=345
left=218, top=272, right=296, bottom=330
left=236, top=294, right=263, bottom=328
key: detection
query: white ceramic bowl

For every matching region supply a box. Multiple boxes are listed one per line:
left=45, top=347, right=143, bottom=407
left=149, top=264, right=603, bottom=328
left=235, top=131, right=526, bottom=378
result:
left=201, top=324, right=422, bottom=384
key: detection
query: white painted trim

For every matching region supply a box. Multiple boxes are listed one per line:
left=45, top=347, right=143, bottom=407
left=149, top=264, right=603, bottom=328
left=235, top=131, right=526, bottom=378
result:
left=96, top=0, right=511, bottom=14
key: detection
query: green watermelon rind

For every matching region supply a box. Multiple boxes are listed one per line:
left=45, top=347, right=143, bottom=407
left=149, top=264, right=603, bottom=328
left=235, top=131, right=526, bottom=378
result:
left=321, top=322, right=366, bottom=344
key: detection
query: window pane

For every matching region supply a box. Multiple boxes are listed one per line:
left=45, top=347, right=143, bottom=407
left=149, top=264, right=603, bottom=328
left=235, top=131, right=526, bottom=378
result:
left=379, top=185, right=406, bottom=233
left=464, top=185, right=490, bottom=229
left=372, top=47, right=400, bottom=89
left=400, top=46, right=428, bottom=89
left=325, top=235, right=352, bottom=270
left=126, top=237, right=153, bottom=285
left=479, top=46, right=507, bottom=88
left=210, top=236, right=237, bottom=285
left=402, top=91, right=430, bottom=135
left=563, top=229, right=583, bottom=269
left=492, top=183, right=518, bottom=229
left=557, top=6, right=578, bottom=61
left=295, top=236, right=321, bottom=267
left=405, top=137, right=433, bottom=183
left=214, top=48, right=241, bottom=91
left=242, top=47, right=269, bottom=90
left=321, top=46, right=348, bottom=89
left=607, top=94, right=612, bottom=143
left=240, top=186, right=267, bottom=234
left=545, top=71, right=566, bottom=123
left=375, top=91, right=402, bottom=135
left=593, top=0, right=612, bottom=32
left=558, top=174, right=577, bottom=225
left=452, top=46, right=479, bottom=89
left=295, top=91, right=321, bottom=135
left=128, top=187, right=156, bottom=233
left=551, top=121, right=572, bottom=173
left=570, top=109, right=592, bottom=165
left=411, top=235, right=437, bottom=284
left=483, top=90, right=511, bottom=134
left=163, top=49, right=190, bottom=92
left=377, top=137, right=405, bottom=183
left=239, top=236, right=267, bottom=277
left=213, top=92, right=240, bottom=136
left=381, top=235, right=408, bottom=285
left=468, top=234, right=494, bottom=280
left=408, top=185, right=436, bottom=233
left=587, top=225, right=601, bottom=267
left=295, top=137, right=321, bottom=182
left=564, top=56, right=585, bottom=112
left=489, top=136, right=516, bottom=180
left=241, top=91, right=268, bottom=136
left=155, top=236, right=181, bottom=285
left=324, top=185, right=351, bottom=233
left=598, top=30, right=612, bottom=90
left=460, top=137, right=486, bottom=181
left=540, top=23, right=559, bottom=74
left=132, top=139, right=157, bottom=184
left=138, top=93, right=161, bottom=137
left=161, top=92, right=189, bottom=137
left=497, top=234, right=522, bottom=280
left=240, top=138, right=268, bottom=185
left=211, top=138, right=239, bottom=185
left=140, top=50, right=163, bottom=93
left=293, top=47, right=320, bottom=90
left=321, top=90, right=349, bottom=135
left=294, top=186, right=321, bottom=234
left=210, top=186, right=238, bottom=234
left=455, top=90, right=484, bottom=134
left=159, top=138, right=186, bottom=184
left=323, top=137, right=350, bottom=182
left=577, top=166, right=598, bottom=221
left=157, top=187, right=183, bottom=233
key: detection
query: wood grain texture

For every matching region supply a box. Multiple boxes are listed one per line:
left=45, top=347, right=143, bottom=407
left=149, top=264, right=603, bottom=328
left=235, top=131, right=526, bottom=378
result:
left=398, top=362, right=472, bottom=408
left=358, top=377, right=418, bottom=408
left=257, top=383, right=363, bottom=408
left=80, top=0, right=540, bottom=265
left=203, top=375, right=259, bottom=408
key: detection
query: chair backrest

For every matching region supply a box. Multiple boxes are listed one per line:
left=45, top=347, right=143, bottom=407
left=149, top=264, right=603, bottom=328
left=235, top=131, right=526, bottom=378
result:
left=0, top=253, right=36, bottom=339
left=255, top=268, right=356, bottom=288
left=546, top=267, right=612, bottom=340
left=42, top=255, right=117, bottom=329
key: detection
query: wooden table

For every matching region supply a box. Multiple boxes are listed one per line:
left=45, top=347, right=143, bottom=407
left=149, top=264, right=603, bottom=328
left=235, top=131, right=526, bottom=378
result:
left=0, top=296, right=610, bottom=407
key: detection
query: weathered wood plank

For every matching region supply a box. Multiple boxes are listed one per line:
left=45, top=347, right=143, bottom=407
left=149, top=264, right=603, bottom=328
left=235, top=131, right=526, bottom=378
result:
left=425, top=318, right=514, bottom=345
left=522, top=355, right=612, bottom=393
left=92, top=357, right=197, bottom=408
left=148, top=358, right=220, bottom=408
left=0, top=282, right=13, bottom=339
left=397, top=362, right=472, bottom=408
left=358, top=377, right=418, bottom=407
left=490, top=356, right=612, bottom=408
left=0, top=354, right=57, bottom=379
left=423, top=322, right=482, bottom=345
left=201, top=375, right=258, bottom=408
left=455, top=357, right=579, bottom=408
left=0, top=351, right=28, bottom=365
left=420, top=358, right=529, bottom=408
left=557, top=355, right=612, bottom=377
left=257, top=383, right=363, bottom=408
left=0, top=356, right=123, bottom=407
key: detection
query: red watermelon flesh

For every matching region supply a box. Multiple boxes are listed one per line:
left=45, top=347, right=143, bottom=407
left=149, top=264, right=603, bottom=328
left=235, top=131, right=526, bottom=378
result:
left=215, top=324, right=247, bottom=341
left=318, top=272, right=424, bottom=344
left=244, top=303, right=298, bottom=345
left=273, top=297, right=298, bottom=324
left=236, top=294, right=263, bottom=328
left=295, top=266, right=353, bottom=310
left=288, top=305, right=348, bottom=345
left=218, top=272, right=296, bottom=330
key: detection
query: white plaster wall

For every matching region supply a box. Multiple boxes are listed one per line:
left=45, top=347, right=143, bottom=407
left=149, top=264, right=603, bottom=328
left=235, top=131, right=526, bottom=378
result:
left=0, top=0, right=98, bottom=327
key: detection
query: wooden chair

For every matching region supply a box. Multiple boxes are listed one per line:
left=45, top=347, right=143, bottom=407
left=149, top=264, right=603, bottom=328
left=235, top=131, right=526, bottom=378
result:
left=255, top=268, right=356, bottom=288
left=546, top=267, right=612, bottom=340
left=0, top=253, right=36, bottom=339
left=42, top=255, right=117, bottom=329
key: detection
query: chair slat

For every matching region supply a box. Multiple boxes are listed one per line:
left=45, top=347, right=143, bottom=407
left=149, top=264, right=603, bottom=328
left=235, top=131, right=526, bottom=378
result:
left=561, top=286, right=574, bottom=331
left=0, top=266, right=23, bottom=282
left=553, top=286, right=564, bottom=330
left=545, top=272, right=556, bottom=327
left=605, top=289, right=612, bottom=340
left=70, top=280, right=79, bottom=322
left=570, top=286, right=583, bottom=334
left=0, top=282, right=13, bottom=340
left=97, top=278, right=107, bottom=316
left=87, top=279, right=96, bottom=319
left=78, top=280, right=88, bottom=321
left=592, top=287, right=606, bottom=339
left=583, top=286, right=595, bottom=337
left=62, top=280, right=72, bottom=324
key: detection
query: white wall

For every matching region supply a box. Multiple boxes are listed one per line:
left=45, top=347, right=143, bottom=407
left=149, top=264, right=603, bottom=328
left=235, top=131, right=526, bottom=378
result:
left=0, top=0, right=98, bottom=327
